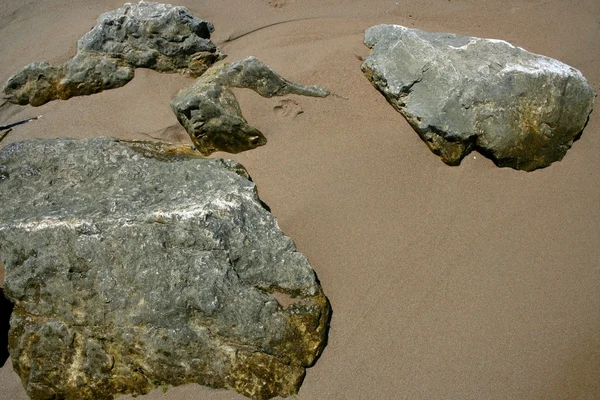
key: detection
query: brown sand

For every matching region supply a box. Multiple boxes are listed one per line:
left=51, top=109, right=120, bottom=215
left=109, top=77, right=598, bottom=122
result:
left=1, top=0, right=599, bottom=399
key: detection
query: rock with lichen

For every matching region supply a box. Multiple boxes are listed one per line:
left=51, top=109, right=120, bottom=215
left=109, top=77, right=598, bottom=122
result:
left=0, top=137, right=330, bottom=400
left=171, top=56, right=330, bottom=155
left=361, top=24, right=596, bottom=171
left=2, top=2, right=224, bottom=106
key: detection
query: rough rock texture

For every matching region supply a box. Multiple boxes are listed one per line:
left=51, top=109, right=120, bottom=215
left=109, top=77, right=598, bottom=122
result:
left=0, top=137, right=330, bottom=400
left=361, top=24, right=596, bottom=171
left=3, top=2, right=223, bottom=106
left=171, top=56, right=330, bottom=155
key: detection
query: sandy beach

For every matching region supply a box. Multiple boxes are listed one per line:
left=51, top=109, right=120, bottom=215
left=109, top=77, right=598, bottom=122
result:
left=1, top=0, right=599, bottom=399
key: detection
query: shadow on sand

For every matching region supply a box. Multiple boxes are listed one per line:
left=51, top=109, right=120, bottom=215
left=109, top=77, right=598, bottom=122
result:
left=0, top=288, right=13, bottom=367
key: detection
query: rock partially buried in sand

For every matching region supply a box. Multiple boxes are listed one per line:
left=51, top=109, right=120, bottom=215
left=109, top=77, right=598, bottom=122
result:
left=171, top=56, right=330, bottom=155
left=361, top=24, right=596, bottom=171
left=2, top=2, right=224, bottom=106
left=0, top=137, right=330, bottom=400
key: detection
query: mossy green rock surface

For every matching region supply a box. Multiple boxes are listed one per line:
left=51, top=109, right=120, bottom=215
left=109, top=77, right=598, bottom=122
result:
left=0, top=137, right=330, bottom=399
left=362, top=24, right=596, bottom=171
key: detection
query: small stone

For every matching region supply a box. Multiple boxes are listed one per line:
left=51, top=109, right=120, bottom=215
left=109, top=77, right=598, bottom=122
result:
left=171, top=56, right=330, bottom=155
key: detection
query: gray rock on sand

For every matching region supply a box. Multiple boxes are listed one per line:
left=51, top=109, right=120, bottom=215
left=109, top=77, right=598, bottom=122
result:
left=171, top=56, right=330, bottom=155
left=361, top=24, right=596, bottom=171
left=3, top=2, right=224, bottom=106
left=0, top=137, right=330, bottom=400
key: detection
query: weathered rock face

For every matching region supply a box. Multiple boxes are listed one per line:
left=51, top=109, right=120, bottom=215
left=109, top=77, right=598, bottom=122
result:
left=0, top=137, right=330, bottom=400
left=77, top=2, right=221, bottom=74
left=3, top=2, right=223, bottom=107
left=171, top=56, right=330, bottom=155
left=361, top=24, right=596, bottom=171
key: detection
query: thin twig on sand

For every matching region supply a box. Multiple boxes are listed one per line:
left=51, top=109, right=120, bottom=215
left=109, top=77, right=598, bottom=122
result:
left=0, top=115, right=43, bottom=131
left=0, top=128, right=12, bottom=145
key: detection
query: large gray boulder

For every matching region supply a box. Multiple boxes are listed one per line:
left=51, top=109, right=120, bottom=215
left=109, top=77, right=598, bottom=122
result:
left=171, top=56, right=330, bottom=155
left=361, top=24, right=596, bottom=171
left=3, top=2, right=223, bottom=106
left=0, top=137, right=330, bottom=400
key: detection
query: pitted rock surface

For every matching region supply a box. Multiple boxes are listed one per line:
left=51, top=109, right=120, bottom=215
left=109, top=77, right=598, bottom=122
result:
left=0, top=137, right=330, bottom=400
left=362, top=24, right=596, bottom=171
left=3, top=2, right=223, bottom=106
left=171, top=56, right=330, bottom=155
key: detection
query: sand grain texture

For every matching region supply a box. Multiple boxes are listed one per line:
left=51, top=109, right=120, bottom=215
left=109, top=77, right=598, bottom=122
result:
left=1, top=0, right=599, bottom=399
